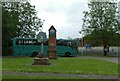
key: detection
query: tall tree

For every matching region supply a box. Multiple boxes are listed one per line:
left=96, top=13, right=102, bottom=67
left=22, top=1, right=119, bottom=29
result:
left=82, top=0, right=120, bottom=56
left=2, top=2, right=20, bottom=55
left=2, top=2, right=43, bottom=55
left=18, top=2, right=43, bottom=37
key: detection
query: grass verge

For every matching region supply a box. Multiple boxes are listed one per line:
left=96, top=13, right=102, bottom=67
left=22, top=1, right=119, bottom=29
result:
left=2, top=57, right=118, bottom=76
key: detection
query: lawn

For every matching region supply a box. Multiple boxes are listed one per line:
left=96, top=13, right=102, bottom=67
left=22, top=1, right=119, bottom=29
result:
left=2, top=75, right=62, bottom=79
left=2, top=75, right=82, bottom=79
left=2, top=57, right=118, bottom=76
left=0, top=58, right=2, bottom=70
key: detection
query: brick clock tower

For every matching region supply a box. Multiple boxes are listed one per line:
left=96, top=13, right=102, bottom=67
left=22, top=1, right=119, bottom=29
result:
left=48, top=25, right=57, bottom=59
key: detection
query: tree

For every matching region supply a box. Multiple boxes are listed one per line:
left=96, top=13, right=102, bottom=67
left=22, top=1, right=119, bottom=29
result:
left=82, top=0, right=120, bottom=56
left=2, top=2, right=43, bottom=55
left=18, top=2, right=43, bottom=37
left=2, top=2, right=20, bottom=55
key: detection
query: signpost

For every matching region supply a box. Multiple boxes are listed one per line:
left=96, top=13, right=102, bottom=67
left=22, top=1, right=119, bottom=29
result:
left=37, top=32, right=47, bottom=57
left=33, top=32, right=49, bottom=65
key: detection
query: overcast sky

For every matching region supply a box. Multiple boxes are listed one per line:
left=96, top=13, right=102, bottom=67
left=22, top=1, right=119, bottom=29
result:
left=29, top=0, right=89, bottom=39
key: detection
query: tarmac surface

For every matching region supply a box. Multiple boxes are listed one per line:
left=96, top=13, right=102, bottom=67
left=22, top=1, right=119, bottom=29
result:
left=75, top=56, right=119, bottom=64
left=2, top=71, right=119, bottom=79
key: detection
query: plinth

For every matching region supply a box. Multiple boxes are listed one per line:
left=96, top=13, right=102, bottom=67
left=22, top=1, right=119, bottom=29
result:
left=48, top=50, right=57, bottom=59
left=33, top=58, right=50, bottom=65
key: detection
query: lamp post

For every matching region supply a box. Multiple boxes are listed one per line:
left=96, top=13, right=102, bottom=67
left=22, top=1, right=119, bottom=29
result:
left=79, top=31, right=84, bottom=55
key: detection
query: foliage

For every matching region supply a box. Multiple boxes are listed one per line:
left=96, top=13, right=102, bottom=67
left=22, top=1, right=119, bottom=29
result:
left=2, top=2, right=43, bottom=55
left=2, top=2, right=20, bottom=55
left=82, top=0, right=120, bottom=47
left=17, top=2, right=43, bottom=37
left=2, top=57, right=118, bottom=75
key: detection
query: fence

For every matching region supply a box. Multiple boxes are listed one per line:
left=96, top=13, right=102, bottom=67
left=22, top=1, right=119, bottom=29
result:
left=78, top=47, right=120, bottom=56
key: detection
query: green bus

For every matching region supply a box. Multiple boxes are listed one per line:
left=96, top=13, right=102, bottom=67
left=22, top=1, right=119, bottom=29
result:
left=12, top=37, right=78, bottom=57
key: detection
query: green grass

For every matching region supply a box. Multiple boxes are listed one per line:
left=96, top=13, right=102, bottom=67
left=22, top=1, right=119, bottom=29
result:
left=2, top=76, right=117, bottom=81
left=2, top=75, right=82, bottom=79
left=2, top=57, right=118, bottom=75
left=0, top=58, right=2, bottom=70
left=3, top=76, right=115, bottom=81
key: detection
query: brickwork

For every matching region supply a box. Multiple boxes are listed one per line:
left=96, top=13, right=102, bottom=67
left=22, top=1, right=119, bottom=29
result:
left=48, top=25, right=57, bottom=59
left=48, top=51, right=57, bottom=59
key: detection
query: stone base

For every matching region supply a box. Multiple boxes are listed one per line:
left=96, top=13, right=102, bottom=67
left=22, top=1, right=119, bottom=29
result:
left=48, top=51, right=57, bottom=59
left=33, top=58, right=50, bottom=65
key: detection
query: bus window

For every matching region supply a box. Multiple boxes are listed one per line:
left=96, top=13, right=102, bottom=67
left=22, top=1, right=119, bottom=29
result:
left=32, top=39, right=37, bottom=45
left=16, top=39, right=24, bottom=45
left=28, top=40, right=33, bottom=45
left=23, top=39, right=38, bottom=45
left=24, top=40, right=29, bottom=45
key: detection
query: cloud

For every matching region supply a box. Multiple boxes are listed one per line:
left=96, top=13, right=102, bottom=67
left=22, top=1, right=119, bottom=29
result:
left=30, top=0, right=88, bottom=39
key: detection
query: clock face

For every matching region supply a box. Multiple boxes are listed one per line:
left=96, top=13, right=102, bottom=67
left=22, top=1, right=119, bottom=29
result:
left=50, top=29, right=55, bottom=36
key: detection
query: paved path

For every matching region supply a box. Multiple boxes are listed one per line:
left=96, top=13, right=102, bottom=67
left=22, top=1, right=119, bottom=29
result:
left=75, top=56, right=119, bottom=64
left=2, top=71, right=118, bottom=79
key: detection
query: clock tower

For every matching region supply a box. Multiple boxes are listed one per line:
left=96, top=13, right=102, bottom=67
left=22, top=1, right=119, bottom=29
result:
left=48, top=25, right=57, bottom=59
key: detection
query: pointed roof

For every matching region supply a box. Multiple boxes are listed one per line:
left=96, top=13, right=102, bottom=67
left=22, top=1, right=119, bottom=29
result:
left=48, top=25, right=56, bottom=31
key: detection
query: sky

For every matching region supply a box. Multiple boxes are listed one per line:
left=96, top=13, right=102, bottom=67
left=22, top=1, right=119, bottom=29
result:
left=29, top=0, right=89, bottom=39
left=29, top=0, right=120, bottom=39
